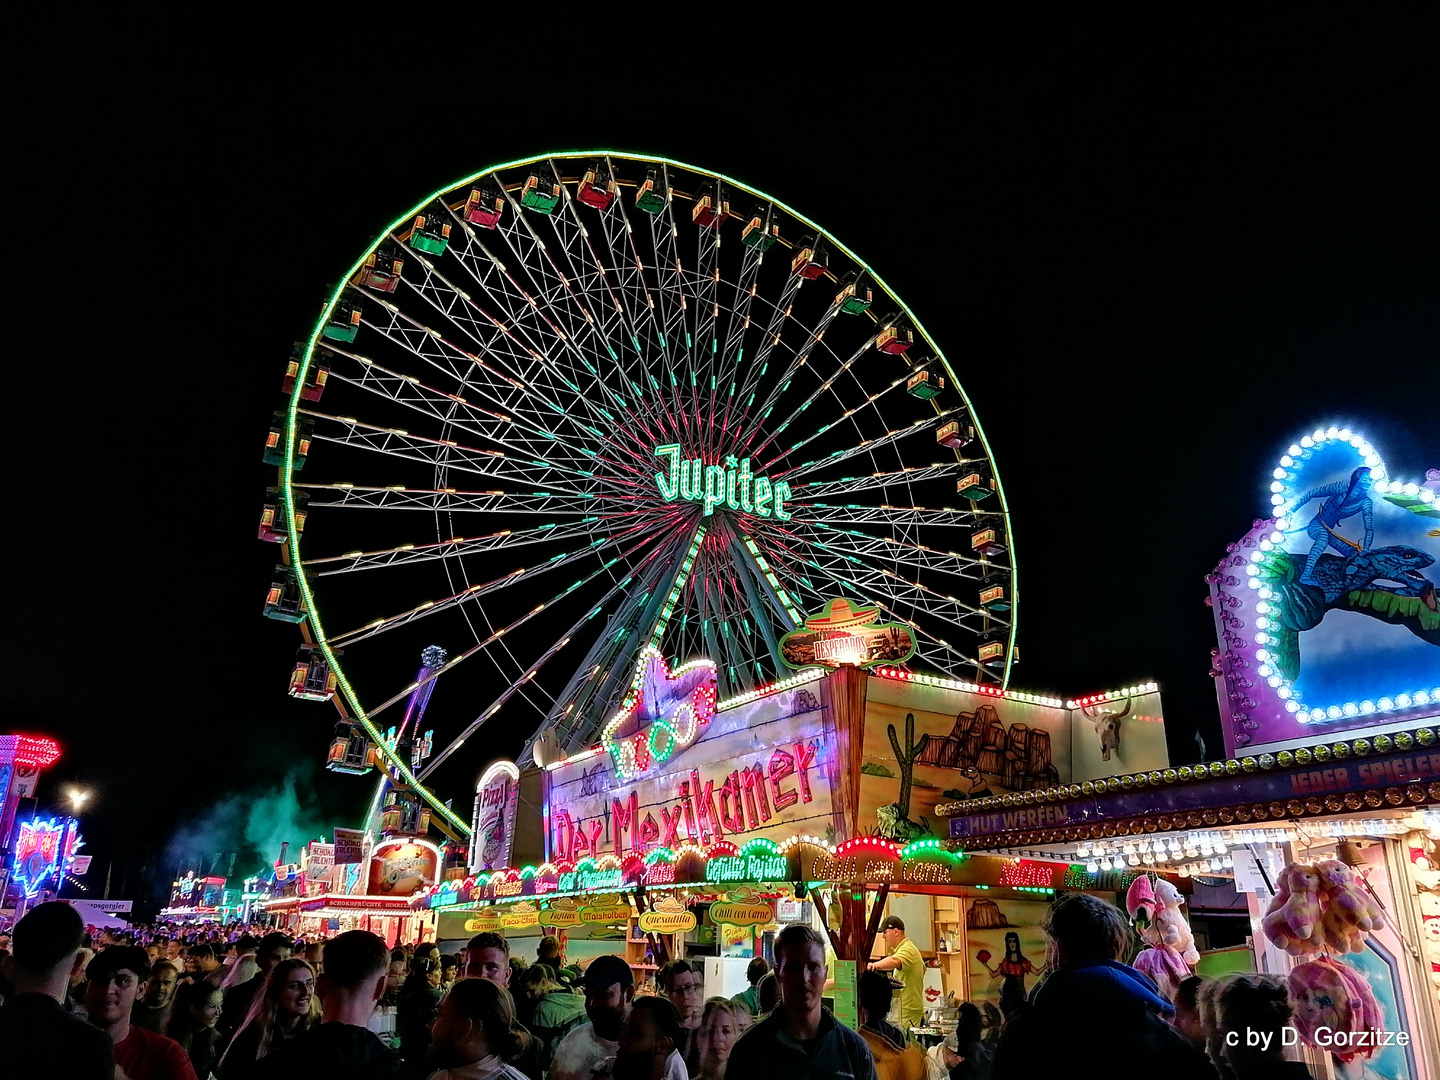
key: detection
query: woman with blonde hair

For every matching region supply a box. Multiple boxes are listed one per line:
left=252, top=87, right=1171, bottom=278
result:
left=217, top=957, right=319, bottom=1079
left=694, top=997, right=749, bottom=1080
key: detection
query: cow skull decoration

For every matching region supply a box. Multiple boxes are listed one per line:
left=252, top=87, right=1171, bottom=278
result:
left=1082, top=698, right=1131, bottom=761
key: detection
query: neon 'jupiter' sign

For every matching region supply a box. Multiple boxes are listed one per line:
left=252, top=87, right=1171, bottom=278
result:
left=654, top=444, right=793, bottom=520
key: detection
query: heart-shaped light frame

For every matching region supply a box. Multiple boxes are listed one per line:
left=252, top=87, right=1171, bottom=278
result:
left=1211, top=425, right=1437, bottom=752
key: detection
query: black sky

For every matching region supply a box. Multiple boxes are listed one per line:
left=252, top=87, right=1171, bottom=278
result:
left=9, top=13, right=1438, bottom=904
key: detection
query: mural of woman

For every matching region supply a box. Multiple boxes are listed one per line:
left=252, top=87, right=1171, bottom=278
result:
left=980, top=931, right=1045, bottom=1015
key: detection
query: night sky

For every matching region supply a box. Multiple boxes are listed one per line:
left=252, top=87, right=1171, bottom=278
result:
left=10, top=16, right=1437, bottom=910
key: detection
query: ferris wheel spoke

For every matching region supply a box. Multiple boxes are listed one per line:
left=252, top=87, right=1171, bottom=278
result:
left=392, top=250, right=591, bottom=410
left=300, top=410, right=628, bottom=497
left=460, top=540, right=689, bottom=770
left=703, top=240, right=766, bottom=453
left=720, top=264, right=820, bottom=449
left=801, top=521, right=993, bottom=579
left=598, top=171, right=715, bottom=461
left=768, top=403, right=969, bottom=480
left=295, top=483, right=652, bottom=516
left=597, top=156, right=671, bottom=362
left=739, top=332, right=873, bottom=464
left=796, top=542, right=987, bottom=623
left=329, top=509, right=684, bottom=647
left=387, top=259, right=663, bottom=457
left=688, top=220, right=726, bottom=405
left=437, top=210, right=661, bottom=447
left=540, top=196, right=645, bottom=381
left=302, top=514, right=636, bottom=575
left=367, top=526, right=680, bottom=759
left=320, top=346, right=608, bottom=477
left=486, top=180, right=675, bottom=440
left=790, top=502, right=982, bottom=529
left=537, top=518, right=703, bottom=749
left=792, top=462, right=963, bottom=500
left=350, top=293, right=634, bottom=468
left=322, top=342, right=515, bottom=436
left=646, top=188, right=707, bottom=455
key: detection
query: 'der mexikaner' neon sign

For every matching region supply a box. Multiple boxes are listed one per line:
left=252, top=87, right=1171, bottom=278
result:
left=654, top=445, right=793, bottom=520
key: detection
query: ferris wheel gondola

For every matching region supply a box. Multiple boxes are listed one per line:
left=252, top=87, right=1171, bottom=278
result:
left=258, top=153, right=1017, bottom=836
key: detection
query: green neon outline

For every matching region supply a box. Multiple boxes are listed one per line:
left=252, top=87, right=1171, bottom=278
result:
left=281, top=151, right=1018, bottom=835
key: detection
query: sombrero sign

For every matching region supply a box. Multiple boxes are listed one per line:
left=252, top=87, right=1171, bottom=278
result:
left=779, top=598, right=916, bottom=670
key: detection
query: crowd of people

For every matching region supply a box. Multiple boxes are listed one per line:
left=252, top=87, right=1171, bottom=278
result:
left=0, top=892, right=1315, bottom=1080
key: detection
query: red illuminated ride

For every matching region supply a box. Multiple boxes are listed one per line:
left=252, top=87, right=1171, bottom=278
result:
left=255, top=153, right=1016, bottom=837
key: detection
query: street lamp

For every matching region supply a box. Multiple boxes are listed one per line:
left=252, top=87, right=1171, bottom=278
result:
left=66, top=787, right=92, bottom=812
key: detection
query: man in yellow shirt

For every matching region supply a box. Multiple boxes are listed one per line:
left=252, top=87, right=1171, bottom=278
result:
left=867, top=915, right=925, bottom=1031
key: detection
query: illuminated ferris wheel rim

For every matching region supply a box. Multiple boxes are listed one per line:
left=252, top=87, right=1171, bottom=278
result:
left=276, top=150, right=1020, bottom=837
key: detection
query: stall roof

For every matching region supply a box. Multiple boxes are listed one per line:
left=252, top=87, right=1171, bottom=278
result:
left=939, top=722, right=1438, bottom=851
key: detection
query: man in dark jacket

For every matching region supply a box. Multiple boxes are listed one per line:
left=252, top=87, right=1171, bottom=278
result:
left=0, top=902, right=115, bottom=1080
left=991, top=893, right=1216, bottom=1080
left=256, top=929, right=402, bottom=1080
left=727, top=923, right=878, bottom=1080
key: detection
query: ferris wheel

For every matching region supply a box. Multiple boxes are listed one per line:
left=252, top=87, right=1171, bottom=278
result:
left=261, top=152, right=1016, bottom=835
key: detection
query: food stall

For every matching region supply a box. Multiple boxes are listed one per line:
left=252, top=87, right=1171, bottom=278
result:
left=261, top=837, right=439, bottom=945
left=412, top=634, right=1177, bottom=1030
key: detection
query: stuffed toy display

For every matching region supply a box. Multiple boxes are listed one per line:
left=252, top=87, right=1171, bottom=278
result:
left=1316, top=859, right=1386, bottom=934
left=1153, top=878, right=1200, bottom=966
left=1262, top=862, right=1324, bottom=955
left=1125, top=874, right=1196, bottom=1000
left=1132, top=944, right=1190, bottom=1003
left=1126, top=874, right=1158, bottom=936
left=1263, top=858, right=1390, bottom=957
left=1288, top=957, right=1381, bottom=1064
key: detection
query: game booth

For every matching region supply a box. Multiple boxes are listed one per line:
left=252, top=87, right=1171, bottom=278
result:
left=936, top=428, right=1440, bottom=1079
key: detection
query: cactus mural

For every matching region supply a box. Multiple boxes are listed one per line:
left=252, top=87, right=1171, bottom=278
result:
left=881, top=713, right=931, bottom=839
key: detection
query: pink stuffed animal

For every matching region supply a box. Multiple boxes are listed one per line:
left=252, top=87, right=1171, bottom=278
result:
left=1320, top=894, right=1368, bottom=954
left=1152, top=878, right=1199, bottom=966
left=1126, top=875, right=1158, bottom=937
left=1133, top=945, right=1189, bottom=1002
left=1289, top=958, right=1379, bottom=1064
left=1263, top=862, right=1323, bottom=955
left=1316, top=859, right=1386, bottom=933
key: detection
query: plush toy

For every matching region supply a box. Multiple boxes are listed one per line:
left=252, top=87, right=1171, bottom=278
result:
left=1132, top=944, right=1190, bottom=1003
left=1262, top=862, right=1324, bottom=955
left=1288, top=959, right=1357, bottom=1049
left=1126, top=875, right=1158, bottom=936
left=1315, top=859, right=1386, bottom=934
left=1320, top=890, right=1369, bottom=954
left=1152, top=878, right=1199, bottom=966
left=1288, top=957, right=1378, bottom=1064
left=1329, top=958, right=1382, bottom=1033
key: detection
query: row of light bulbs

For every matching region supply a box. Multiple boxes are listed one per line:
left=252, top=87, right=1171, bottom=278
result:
left=1075, top=828, right=1292, bottom=861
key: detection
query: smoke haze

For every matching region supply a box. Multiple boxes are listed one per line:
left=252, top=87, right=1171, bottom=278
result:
left=162, top=764, right=330, bottom=882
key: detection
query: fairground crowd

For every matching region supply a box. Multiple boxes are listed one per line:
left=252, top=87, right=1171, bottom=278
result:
left=0, top=893, right=1311, bottom=1080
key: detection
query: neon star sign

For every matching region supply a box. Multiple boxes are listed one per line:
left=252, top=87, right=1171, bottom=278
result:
left=654, top=445, right=793, bottom=520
